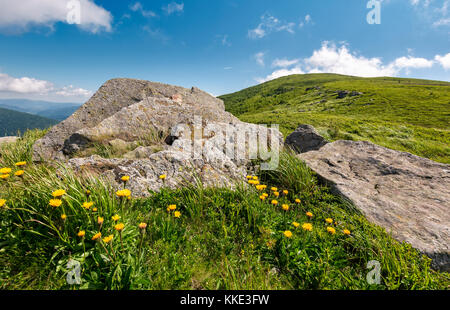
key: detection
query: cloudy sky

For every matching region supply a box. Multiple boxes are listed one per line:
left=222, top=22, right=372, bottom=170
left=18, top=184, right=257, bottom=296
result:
left=0, top=0, right=448, bottom=103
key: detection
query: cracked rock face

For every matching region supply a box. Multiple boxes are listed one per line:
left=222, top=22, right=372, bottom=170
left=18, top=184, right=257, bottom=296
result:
left=33, top=78, right=283, bottom=196
left=299, top=140, right=450, bottom=271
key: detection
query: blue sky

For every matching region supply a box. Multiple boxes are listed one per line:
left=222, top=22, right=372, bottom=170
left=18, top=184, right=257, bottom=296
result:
left=0, top=0, right=449, bottom=103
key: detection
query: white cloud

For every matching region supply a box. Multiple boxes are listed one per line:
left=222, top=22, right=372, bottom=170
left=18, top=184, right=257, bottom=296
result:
left=272, top=58, right=300, bottom=68
left=0, top=72, right=92, bottom=102
left=130, top=2, right=157, bottom=18
left=0, top=0, right=113, bottom=34
left=299, top=14, right=312, bottom=27
left=248, top=13, right=296, bottom=39
left=435, top=53, right=450, bottom=69
left=255, top=52, right=265, bottom=67
left=256, top=67, right=304, bottom=84
left=255, top=42, right=443, bottom=83
left=163, top=2, right=184, bottom=15
left=433, top=17, right=450, bottom=26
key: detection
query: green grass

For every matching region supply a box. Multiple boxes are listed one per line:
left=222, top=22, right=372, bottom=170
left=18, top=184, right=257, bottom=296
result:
left=219, top=74, right=450, bottom=163
left=0, top=130, right=448, bottom=290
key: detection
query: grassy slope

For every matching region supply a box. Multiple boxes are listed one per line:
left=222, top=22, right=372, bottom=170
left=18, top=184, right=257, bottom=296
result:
left=0, top=107, right=57, bottom=137
left=0, top=130, right=448, bottom=289
left=219, top=74, right=450, bottom=163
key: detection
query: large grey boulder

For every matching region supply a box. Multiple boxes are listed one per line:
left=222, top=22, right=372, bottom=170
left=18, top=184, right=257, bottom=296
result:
left=299, top=140, right=450, bottom=271
left=33, top=78, right=283, bottom=195
left=285, top=124, right=328, bottom=153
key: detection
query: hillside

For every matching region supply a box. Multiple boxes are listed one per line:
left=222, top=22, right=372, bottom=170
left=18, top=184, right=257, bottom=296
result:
left=0, top=107, right=57, bottom=137
left=219, top=74, right=450, bottom=164
left=0, top=99, right=81, bottom=121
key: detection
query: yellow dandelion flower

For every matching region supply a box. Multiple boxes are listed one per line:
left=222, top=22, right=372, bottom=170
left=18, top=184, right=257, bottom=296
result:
left=52, top=189, right=66, bottom=198
left=246, top=175, right=252, bottom=180
left=273, top=191, right=280, bottom=197
left=49, top=199, right=62, bottom=208
left=92, top=207, right=98, bottom=212
left=92, top=232, right=102, bottom=241
left=302, top=223, right=313, bottom=231
left=0, top=174, right=10, bottom=180
left=282, top=204, right=290, bottom=211
left=14, top=170, right=24, bottom=177
left=327, top=227, right=336, bottom=235
left=292, top=222, right=300, bottom=228
left=271, top=187, right=277, bottom=192
left=138, top=222, right=147, bottom=230
left=283, top=190, right=288, bottom=195
left=271, top=200, right=278, bottom=206
left=252, top=176, right=258, bottom=180
left=325, top=218, right=333, bottom=224
left=103, top=235, right=114, bottom=243
left=112, top=214, right=120, bottom=221
left=295, top=199, right=301, bottom=204
left=283, top=230, right=293, bottom=238
left=259, top=195, right=266, bottom=201
left=97, top=217, right=104, bottom=225
left=0, top=199, right=6, bottom=208
left=15, top=161, right=27, bottom=167
left=306, top=212, right=313, bottom=218
left=114, top=223, right=125, bottom=231
left=116, top=189, right=131, bottom=197
left=262, top=193, right=269, bottom=197
left=343, top=229, right=351, bottom=235
left=174, top=211, right=181, bottom=218
left=82, top=201, right=94, bottom=210
left=0, top=168, right=12, bottom=174
left=121, top=175, right=130, bottom=182
left=253, top=180, right=260, bottom=185
left=168, top=204, right=177, bottom=211
left=61, top=214, right=67, bottom=220
left=77, top=230, right=85, bottom=238
left=159, top=174, right=166, bottom=180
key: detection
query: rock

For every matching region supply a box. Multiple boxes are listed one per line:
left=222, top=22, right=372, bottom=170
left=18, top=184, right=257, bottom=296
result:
left=0, top=136, right=18, bottom=146
left=336, top=90, right=363, bottom=99
left=285, top=125, right=328, bottom=153
left=299, top=140, right=450, bottom=271
left=34, top=78, right=283, bottom=196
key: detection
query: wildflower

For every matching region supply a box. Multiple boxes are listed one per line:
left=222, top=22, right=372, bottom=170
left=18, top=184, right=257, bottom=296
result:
left=259, top=195, right=266, bottom=201
left=240, top=249, right=245, bottom=255
left=92, top=232, right=102, bottom=241
left=77, top=230, right=86, bottom=238
left=306, top=212, right=313, bottom=218
left=273, top=192, right=280, bottom=198
left=97, top=217, right=104, bottom=225
left=283, top=230, right=293, bottom=238
left=292, top=222, right=300, bottom=228
left=271, top=187, right=277, bottom=192
left=92, top=207, right=98, bottom=212
left=121, top=175, right=130, bottom=182
left=0, top=168, right=11, bottom=174
left=52, top=189, right=66, bottom=198
left=283, top=190, right=288, bottom=195
left=168, top=204, right=177, bottom=211
left=0, top=174, right=10, bottom=179
left=295, top=199, right=301, bottom=204
left=61, top=214, right=67, bottom=221
left=252, top=176, right=258, bottom=180
left=246, top=176, right=252, bottom=180
left=0, top=199, right=6, bottom=208
left=174, top=211, right=181, bottom=218
left=103, top=235, right=114, bottom=243
left=14, top=170, right=24, bottom=177
left=112, top=214, right=121, bottom=222
left=343, top=229, right=351, bottom=235
left=159, top=174, right=166, bottom=180
left=327, top=227, right=336, bottom=235
left=15, top=161, right=27, bottom=167
left=116, top=189, right=131, bottom=197
left=271, top=200, right=278, bottom=206
left=82, top=201, right=94, bottom=210
left=256, top=185, right=265, bottom=191
left=282, top=204, right=290, bottom=211
left=138, top=222, right=147, bottom=230
left=302, top=223, right=313, bottom=231
left=114, top=223, right=125, bottom=231
left=262, top=193, right=269, bottom=197
left=325, top=218, right=333, bottom=224
left=86, top=190, right=91, bottom=197
left=49, top=199, right=62, bottom=208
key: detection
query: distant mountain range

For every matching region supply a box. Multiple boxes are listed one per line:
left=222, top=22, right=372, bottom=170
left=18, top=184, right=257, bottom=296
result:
left=0, top=106, right=58, bottom=137
left=0, top=99, right=81, bottom=122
